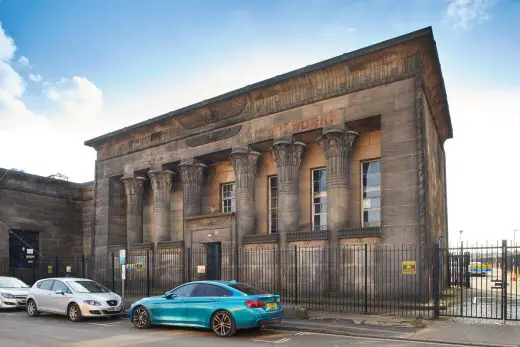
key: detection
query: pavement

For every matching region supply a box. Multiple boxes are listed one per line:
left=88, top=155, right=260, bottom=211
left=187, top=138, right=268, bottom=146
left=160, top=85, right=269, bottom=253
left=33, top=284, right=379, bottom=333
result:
left=3, top=308, right=520, bottom=346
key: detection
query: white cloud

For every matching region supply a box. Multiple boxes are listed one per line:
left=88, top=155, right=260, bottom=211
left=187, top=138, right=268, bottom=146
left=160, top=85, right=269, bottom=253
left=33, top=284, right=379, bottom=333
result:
left=29, top=73, right=42, bottom=82
left=0, top=23, right=27, bottom=113
left=17, top=55, right=29, bottom=66
left=44, top=76, right=103, bottom=118
left=445, top=0, right=497, bottom=29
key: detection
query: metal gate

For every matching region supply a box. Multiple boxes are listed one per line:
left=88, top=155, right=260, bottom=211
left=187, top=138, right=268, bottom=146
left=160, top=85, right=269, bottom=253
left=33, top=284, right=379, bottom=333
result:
left=440, top=240, right=520, bottom=321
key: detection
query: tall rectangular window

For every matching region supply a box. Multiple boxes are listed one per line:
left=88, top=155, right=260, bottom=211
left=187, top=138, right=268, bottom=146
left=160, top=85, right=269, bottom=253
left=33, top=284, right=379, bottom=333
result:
left=361, top=160, right=381, bottom=227
left=221, top=183, right=236, bottom=213
left=312, top=168, right=327, bottom=231
left=268, top=176, right=278, bottom=234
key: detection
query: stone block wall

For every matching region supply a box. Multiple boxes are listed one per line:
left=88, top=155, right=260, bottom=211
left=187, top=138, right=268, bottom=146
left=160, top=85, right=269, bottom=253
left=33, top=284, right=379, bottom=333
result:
left=0, top=169, right=91, bottom=262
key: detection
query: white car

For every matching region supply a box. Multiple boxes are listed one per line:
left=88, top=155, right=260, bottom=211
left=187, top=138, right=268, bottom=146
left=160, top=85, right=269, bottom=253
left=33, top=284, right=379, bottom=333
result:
left=26, top=277, right=124, bottom=321
left=0, top=276, right=30, bottom=309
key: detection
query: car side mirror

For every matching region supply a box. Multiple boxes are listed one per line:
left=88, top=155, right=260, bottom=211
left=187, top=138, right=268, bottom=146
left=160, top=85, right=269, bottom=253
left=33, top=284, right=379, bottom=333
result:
left=55, top=290, right=64, bottom=295
left=164, top=291, right=177, bottom=299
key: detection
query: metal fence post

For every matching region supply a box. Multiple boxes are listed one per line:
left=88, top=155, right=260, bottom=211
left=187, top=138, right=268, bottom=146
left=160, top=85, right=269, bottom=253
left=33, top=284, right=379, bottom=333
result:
left=502, top=239, right=508, bottom=322
left=459, top=242, right=464, bottom=317
left=55, top=256, right=59, bottom=277
left=294, top=245, right=298, bottom=306
left=146, top=249, right=151, bottom=297
left=433, top=243, right=441, bottom=319
left=111, top=252, right=115, bottom=292
left=364, top=243, right=368, bottom=314
left=82, top=255, right=86, bottom=278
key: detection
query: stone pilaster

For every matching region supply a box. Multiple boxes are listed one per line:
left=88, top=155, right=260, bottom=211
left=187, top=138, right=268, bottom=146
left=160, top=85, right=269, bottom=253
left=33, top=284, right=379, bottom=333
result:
left=147, top=169, right=174, bottom=244
left=230, top=147, right=261, bottom=244
left=270, top=137, right=306, bottom=249
left=178, top=159, right=206, bottom=217
left=316, top=127, right=359, bottom=246
left=121, top=176, right=147, bottom=245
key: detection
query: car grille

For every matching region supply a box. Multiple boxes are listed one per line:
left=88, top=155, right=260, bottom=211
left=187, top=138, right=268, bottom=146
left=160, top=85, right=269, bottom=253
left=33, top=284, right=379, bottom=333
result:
left=106, top=300, right=117, bottom=306
left=15, top=295, right=26, bottom=299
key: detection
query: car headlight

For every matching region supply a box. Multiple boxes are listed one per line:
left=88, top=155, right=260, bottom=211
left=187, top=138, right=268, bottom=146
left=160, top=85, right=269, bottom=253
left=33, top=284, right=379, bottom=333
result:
left=83, top=300, right=101, bottom=306
left=0, top=293, right=15, bottom=299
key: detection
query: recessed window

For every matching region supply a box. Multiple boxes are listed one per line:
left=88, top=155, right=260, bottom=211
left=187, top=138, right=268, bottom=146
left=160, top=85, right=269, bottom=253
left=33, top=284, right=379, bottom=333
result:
left=361, top=160, right=381, bottom=227
left=221, top=183, right=236, bottom=213
left=312, top=168, right=327, bottom=231
left=268, top=176, right=278, bottom=234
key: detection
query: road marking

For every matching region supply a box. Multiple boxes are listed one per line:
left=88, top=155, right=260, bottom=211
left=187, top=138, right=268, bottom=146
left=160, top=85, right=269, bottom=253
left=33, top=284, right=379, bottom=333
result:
left=64, top=334, right=171, bottom=347
left=87, top=322, right=121, bottom=327
left=294, top=332, right=312, bottom=336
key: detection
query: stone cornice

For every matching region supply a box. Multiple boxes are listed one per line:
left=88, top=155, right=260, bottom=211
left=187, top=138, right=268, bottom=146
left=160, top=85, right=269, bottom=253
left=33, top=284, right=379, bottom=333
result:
left=92, top=53, right=419, bottom=162
left=86, top=27, right=453, bottom=161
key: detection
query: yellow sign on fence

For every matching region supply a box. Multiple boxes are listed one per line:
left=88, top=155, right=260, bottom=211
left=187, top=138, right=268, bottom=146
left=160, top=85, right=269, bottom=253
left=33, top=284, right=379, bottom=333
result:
left=401, top=261, right=416, bottom=275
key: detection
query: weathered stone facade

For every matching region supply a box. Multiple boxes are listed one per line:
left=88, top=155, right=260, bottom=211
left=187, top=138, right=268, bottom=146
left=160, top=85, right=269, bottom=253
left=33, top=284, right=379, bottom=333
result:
left=0, top=27, right=452, bottom=300
left=0, top=170, right=92, bottom=261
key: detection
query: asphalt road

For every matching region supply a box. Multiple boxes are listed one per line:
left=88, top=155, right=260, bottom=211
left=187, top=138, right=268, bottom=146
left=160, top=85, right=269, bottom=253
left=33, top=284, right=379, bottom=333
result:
left=0, top=309, right=459, bottom=346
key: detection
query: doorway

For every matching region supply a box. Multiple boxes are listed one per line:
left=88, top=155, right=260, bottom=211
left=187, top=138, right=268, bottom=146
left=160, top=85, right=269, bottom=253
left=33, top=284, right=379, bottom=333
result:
left=206, top=242, right=222, bottom=281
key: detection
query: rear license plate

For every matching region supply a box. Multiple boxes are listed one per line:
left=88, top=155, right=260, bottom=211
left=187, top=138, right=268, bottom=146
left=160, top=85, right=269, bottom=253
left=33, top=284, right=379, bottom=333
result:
left=266, top=302, right=277, bottom=309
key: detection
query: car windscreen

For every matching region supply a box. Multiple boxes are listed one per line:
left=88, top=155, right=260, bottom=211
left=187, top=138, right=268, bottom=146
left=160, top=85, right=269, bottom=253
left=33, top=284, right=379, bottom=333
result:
left=68, top=280, right=110, bottom=293
left=229, top=283, right=267, bottom=295
left=0, top=277, right=29, bottom=288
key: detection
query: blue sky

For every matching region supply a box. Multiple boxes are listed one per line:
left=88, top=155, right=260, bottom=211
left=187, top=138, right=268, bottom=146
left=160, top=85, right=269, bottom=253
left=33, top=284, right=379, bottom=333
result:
left=1, top=0, right=519, bottom=244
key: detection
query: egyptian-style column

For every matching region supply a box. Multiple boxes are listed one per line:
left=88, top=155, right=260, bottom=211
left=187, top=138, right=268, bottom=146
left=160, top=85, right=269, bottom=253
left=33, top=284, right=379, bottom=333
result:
left=147, top=169, right=174, bottom=244
left=230, top=147, right=261, bottom=243
left=121, top=176, right=147, bottom=245
left=316, top=127, right=359, bottom=246
left=270, top=137, right=306, bottom=249
left=178, top=159, right=206, bottom=217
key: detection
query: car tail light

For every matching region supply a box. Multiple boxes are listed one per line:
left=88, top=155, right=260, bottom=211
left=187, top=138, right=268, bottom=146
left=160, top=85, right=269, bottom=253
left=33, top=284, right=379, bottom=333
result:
left=245, top=300, right=266, bottom=308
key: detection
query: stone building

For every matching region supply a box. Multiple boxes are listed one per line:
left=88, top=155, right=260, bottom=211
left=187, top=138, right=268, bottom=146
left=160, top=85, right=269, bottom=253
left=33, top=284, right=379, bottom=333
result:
left=0, top=169, right=93, bottom=281
left=83, top=25, right=451, bottom=283
left=1, top=27, right=452, bottom=298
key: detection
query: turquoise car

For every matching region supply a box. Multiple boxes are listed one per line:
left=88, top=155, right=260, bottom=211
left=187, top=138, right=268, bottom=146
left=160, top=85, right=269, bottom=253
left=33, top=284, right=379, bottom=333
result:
left=128, top=280, right=283, bottom=337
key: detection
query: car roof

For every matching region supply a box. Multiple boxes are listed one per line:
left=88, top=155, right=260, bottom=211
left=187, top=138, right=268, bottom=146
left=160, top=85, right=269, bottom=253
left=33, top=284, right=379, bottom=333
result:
left=185, top=280, right=238, bottom=286
left=36, top=277, right=91, bottom=282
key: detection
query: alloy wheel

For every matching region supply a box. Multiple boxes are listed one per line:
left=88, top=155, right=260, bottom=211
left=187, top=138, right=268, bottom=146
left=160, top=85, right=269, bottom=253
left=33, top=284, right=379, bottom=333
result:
left=68, top=304, right=81, bottom=321
left=27, top=300, right=38, bottom=317
left=133, top=307, right=150, bottom=329
left=212, top=311, right=235, bottom=337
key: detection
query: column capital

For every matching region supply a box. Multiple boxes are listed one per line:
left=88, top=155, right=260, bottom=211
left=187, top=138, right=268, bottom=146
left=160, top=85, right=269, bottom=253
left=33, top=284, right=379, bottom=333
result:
left=230, top=147, right=261, bottom=178
left=147, top=169, right=174, bottom=193
left=121, top=176, right=147, bottom=196
left=270, top=137, right=306, bottom=168
left=178, top=159, right=206, bottom=185
left=316, top=128, right=359, bottom=159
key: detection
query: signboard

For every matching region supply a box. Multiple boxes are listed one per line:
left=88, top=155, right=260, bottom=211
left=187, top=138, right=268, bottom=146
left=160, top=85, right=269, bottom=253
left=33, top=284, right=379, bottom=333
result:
left=136, top=263, right=143, bottom=272
left=121, top=264, right=126, bottom=280
left=47, top=265, right=53, bottom=274
left=402, top=261, right=417, bottom=275
left=66, top=266, right=72, bottom=273
left=197, top=265, right=206, bottom=274
left=119, top=249, right=126, bottom=265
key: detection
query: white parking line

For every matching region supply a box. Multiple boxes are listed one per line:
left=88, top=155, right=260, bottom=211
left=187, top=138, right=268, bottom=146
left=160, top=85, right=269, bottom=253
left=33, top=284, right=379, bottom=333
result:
left=87, top=322, right=121, bottom=327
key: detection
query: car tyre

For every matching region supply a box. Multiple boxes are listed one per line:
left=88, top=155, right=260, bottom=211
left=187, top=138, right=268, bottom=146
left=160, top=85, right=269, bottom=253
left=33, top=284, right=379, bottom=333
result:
left=26, top=299, right=39, bottom=317
left=211, top=310, right=237, bottom=337
left=68, top=303, right=82, bottom=322
left=132, top=306, right=151, bottom=329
